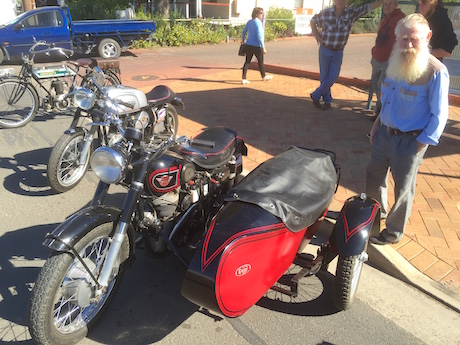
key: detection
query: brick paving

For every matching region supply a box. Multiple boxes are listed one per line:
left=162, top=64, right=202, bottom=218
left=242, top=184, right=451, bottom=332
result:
left=120, top=51, right=460, bottom=295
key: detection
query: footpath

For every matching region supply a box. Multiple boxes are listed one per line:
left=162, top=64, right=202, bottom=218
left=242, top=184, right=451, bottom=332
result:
left=118, top=35, right=460, bottom=312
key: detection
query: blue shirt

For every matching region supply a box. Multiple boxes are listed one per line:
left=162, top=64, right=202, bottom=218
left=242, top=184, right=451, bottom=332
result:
left=380, top=55, right=450, bottom=145
left=242, top=18, right=264, bottom=48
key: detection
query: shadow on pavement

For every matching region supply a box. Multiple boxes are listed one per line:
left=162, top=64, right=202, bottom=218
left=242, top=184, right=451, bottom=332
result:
left=1, top=147, right=54, bottom=196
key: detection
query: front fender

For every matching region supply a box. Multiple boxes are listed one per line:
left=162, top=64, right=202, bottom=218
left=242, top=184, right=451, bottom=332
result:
left=331, top=194, right=379, bottom=257
left=43, top=205, right=121, bottom=252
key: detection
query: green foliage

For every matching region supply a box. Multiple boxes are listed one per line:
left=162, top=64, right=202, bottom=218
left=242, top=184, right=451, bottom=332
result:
left=263, top=6, right=296, bottom=39
left=67, top=0, right=131, bottom=20
left=167, top=20, right=227, bottom=46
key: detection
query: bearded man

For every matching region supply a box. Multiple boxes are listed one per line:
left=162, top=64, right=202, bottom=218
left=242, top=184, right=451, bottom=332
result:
left=366, top=13, right=449, bottom=245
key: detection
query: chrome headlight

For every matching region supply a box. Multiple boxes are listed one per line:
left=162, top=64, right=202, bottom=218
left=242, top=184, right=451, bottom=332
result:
left=74, top=88, right=95, bottom=110
left=90, top=146, right=126, bottom=184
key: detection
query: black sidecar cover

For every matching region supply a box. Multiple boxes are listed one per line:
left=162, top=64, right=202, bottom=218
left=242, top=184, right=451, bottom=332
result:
left=225, top=146, right=338, bottom=232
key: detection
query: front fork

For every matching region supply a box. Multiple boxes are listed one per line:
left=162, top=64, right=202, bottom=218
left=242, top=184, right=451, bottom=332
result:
left=96, top=157, right=150, bottom=292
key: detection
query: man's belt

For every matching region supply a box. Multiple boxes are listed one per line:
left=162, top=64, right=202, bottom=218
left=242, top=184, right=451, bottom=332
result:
left=384, top=125, right=422, bottom=137
left=322, top=45, right=343, bottom=52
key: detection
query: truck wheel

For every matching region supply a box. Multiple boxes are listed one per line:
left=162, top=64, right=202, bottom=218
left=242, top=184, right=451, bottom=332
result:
left=0, top=48, right=4, bottom=65
left=98, top=39, right=121, bottom=59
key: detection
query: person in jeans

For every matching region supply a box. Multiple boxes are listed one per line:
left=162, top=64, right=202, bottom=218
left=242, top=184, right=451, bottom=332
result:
left=241, top=7, right=273, bottom=85
left=418, top=0, right=458, bottom=62
left=369, top=0, right=405, bottom=121
left=366, top=14, right=449, bottom=245
left=310, top=0, right=383, bottom=110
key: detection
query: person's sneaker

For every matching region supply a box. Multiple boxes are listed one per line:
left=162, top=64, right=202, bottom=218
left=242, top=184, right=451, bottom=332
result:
left=310, top=94, right=321, bottom=109
left=366, top=133, right=371, bottom=139
left=263, top=75, right=273, bottom=81
left=242, top=79, right=250, bottom=85
left=321, top=103, right=331, bottom=111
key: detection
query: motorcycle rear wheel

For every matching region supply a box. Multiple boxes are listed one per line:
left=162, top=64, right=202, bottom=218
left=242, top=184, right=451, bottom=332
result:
left=28, top=222, right=129, bottom=345
left=154, top=104, right=178, bottom=138
left=333, top=252, right=366, bottom=310
left=47, top=129, right=93, bottom=193
left=0, top=79, right=39, bottom=128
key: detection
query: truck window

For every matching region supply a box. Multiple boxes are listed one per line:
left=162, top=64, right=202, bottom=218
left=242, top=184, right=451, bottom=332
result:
left=21, top=11, right=62, bottom=28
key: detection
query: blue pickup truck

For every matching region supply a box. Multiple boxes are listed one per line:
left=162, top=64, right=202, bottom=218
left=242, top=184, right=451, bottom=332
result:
left=0, top=5, right=155, bottom=64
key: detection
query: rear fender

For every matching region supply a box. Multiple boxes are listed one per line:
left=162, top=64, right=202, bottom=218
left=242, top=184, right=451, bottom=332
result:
left=43, top=205, right=122, bottom=252
left=330, top=194, right=380, bottom=257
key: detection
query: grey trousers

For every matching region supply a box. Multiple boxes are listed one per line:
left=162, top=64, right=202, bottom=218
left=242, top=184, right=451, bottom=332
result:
left=370, top=58, right=388, bottom=113
left=365, top=125, right=428, bottom=242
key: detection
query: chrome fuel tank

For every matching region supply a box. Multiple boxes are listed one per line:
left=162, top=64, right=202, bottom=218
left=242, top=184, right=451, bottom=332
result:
left=104, top=85, right=148, bottom=114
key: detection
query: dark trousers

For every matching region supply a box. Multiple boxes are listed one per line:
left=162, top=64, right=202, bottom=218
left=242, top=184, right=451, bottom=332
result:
left=242, top=45, right=265, bottom=79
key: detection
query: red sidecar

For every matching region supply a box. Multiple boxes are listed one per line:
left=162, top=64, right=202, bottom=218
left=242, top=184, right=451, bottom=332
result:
left=182, top=147, right=379, bottom=316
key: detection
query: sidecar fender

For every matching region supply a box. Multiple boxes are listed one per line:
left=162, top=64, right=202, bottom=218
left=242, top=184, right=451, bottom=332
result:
left=43, top=205, right=121, bottom=252
left=331, top=195, right=380, bottom=257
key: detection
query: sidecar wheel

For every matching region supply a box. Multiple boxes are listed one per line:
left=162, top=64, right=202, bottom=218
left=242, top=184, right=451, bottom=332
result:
left=47, top=129, right=93, bottom=193
left=333, top=252, right=366, bottom=310
left=28, top=222, right=129, bottom=345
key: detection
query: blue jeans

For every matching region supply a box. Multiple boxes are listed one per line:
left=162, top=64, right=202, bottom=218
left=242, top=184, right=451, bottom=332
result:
left=311, top=46, right=343, bottom=104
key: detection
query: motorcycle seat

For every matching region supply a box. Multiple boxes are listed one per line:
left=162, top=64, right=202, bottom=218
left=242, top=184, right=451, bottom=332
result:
left=181, top=127, right=237, bottom=169
left=146, top=85, right=177, bottom=106
left=67, top=58, right=93, bottom=68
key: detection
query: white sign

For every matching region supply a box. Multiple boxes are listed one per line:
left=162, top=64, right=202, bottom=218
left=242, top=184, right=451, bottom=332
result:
left=295, top=15, right=313, bottom=35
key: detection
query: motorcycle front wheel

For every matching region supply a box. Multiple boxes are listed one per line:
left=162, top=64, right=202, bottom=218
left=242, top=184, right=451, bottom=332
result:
left=47, top=128, right=93, bottom=193
left=333, top=252, right=367, bottom=310
left=28, top=222, right=130, bottom=345
left=0, top=79, right=39, bottom=128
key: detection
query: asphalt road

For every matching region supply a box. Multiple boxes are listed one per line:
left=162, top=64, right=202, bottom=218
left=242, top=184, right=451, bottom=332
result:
left=1, top=38, right=460, bottom=345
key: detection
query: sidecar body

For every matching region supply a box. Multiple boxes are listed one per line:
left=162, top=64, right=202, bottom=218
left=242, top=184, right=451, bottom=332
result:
left=181, top=147, right=339, bottom=317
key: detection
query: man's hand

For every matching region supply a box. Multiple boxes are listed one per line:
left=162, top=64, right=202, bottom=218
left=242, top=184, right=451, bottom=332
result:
left=369, top=115, right=381, bottom=144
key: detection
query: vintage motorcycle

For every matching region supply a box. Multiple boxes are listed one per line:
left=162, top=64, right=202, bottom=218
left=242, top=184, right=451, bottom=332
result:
left=0, top=40, right=120, bottom=129
left=46, top=67, right=183, bottom=193
left=28, top=120, right=379, bottom=345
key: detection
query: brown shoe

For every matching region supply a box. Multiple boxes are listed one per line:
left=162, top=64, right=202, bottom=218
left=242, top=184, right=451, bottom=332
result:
left=310, top=94, right=321, bottom=109
left=321, top=103, right=331, bottom=110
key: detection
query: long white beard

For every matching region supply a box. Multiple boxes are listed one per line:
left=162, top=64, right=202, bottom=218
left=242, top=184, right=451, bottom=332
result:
left=386, top=44, right=430, bottom=83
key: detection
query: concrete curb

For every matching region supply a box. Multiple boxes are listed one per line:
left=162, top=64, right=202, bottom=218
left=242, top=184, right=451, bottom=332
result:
left=368, top=244, right=460, bottom=314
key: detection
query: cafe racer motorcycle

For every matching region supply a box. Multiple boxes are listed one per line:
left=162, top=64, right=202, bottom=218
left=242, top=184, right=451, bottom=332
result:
left=46, top=67, right=182, bottom=193
left=28, top=124, right=379, bottom=345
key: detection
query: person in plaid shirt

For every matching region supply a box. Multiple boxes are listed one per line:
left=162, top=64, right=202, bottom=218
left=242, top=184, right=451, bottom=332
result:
left=310, top=0, right=383, bottom=110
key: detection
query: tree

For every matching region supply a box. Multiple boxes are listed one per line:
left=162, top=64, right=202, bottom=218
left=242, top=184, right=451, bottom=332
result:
left=154, top=0, right=169, bottom=17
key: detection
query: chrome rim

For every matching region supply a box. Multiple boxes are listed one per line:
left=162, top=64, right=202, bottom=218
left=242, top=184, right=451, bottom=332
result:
left=57, top=135, right=89, bottom=187
left=0, top=81, right=35, bottom=126
left=53, top=235, right=118, bottom=334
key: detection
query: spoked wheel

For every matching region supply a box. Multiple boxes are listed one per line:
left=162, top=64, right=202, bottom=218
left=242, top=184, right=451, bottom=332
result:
left=28, top=222, right=129, bottom=345
left=47, top=129, right=93, bottom=193
left=333, top=251, right=368, bottom=310
left=263, top=262, right=324, bottom=305
left=153, top=105, right=179, bottom=139
left=0, top=79, right=39, bottom=128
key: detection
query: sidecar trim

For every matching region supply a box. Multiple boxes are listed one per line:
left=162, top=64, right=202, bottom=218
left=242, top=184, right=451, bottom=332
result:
left=342, top=202, right=379, bottom=243
left=200, top=217, right=286, bottom=271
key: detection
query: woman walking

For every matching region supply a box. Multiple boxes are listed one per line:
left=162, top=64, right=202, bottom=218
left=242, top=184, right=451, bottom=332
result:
left=241, top=7, right=273, bottom=84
